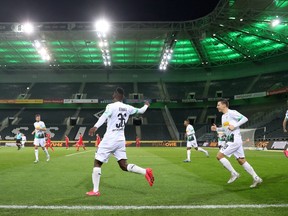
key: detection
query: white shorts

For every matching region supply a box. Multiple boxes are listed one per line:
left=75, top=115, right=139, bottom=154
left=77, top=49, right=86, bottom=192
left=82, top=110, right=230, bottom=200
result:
left=34, top=138, right=46, bottom=147
left=187, top=140, right=198, bottom=148
left=220, top=138, right=245, bottom=159
left=95, top=139, right=127, bottom=163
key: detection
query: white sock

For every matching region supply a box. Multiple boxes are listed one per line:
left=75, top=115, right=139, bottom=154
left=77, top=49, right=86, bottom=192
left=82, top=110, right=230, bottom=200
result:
left=242, top=161, right=257, bottom=179
left=43, top=148, right=50, bottom=157
left=198, top=147, right=208, bottom=155
left=187, top=149, right=191, bottom=160
left=92, top=167, right=101, bottom=192
left=35, top=149, right=39, bottom=160
left=127, top=164, right=146, bottom=175
left=219, top=158, right=237, bottom=175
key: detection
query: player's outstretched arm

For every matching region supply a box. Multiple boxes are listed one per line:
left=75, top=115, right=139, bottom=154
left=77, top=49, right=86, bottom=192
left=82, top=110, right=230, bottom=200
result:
left=136, top=101, right=150, bottom=114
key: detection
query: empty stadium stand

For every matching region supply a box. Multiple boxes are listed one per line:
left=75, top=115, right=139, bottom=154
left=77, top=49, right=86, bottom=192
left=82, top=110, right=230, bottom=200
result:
left=84, top=83, right=134, bottom=99
left=29, top=83, right=81, bottom=99
left=137, top=83, right=161, bottom=99
left=0, top=83, right=30, bottom=99
left=166, top=82, right=206, bottom=99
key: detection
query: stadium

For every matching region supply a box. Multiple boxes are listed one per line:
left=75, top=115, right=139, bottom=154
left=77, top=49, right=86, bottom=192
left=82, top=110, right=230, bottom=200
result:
left=0, top=0, right=288, bottom=215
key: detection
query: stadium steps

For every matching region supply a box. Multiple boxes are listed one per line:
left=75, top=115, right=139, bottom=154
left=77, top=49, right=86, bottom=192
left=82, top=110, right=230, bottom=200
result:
left=161, top=106, right=179, bottom=140
left=0, top=108, right=24, bottom=132
left=202, top=80, right=210, bottom=98
left=159, top=80, right=170, bottom=100
left=244, top=74, right=261, bottom=93
left=158, top=81, right=166, bottom=100
left=199, top=106, right=208, bottom=123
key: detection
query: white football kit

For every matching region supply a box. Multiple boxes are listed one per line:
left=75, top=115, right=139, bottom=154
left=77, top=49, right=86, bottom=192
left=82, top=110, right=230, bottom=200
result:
left=21, top=135, right=27, bottom=147
left=186, top=124, right=198, bottom=148
left=217, top=109, right=248, bottom=158
left=33, top=121, right=46, bottom=147
left=94, top=101, right=148, bottom=163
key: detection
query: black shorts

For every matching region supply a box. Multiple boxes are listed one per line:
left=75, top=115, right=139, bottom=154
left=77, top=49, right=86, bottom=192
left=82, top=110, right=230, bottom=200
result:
left=16, top=139, right=21, bottom=144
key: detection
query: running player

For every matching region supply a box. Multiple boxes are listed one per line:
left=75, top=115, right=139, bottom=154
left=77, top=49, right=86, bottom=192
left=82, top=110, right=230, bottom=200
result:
left=21, top=133, right=26, bottom=148
left=16, top=131, right=22, bottom=150
left=95, top=134, right=101, bottom=147
left=183, top=119, right=209, bottom=162
left=65, top=135, right=70, bottom=149
left=45, top=133, right=54, bottom=152
left=211, top=99, right=262, bottom=188
left=76, top=133, right=86, bottom=151
left=32, top=114, right=50, bottom=163
left=86, top=87, right=154, bottom=196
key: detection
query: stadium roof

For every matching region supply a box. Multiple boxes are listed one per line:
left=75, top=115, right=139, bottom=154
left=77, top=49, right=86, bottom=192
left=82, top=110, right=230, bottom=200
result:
left=0, top=0, right=287, bottom=70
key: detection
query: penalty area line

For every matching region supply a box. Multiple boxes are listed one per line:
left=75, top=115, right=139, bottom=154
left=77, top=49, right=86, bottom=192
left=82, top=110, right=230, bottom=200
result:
left=65, top=150, right=94, bottom=157
left=0, top=204, right=288, bottom=210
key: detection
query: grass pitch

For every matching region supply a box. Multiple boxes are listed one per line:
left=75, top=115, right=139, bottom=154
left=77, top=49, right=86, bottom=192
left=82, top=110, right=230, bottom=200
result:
left=0, top=147, right=287, bottom=215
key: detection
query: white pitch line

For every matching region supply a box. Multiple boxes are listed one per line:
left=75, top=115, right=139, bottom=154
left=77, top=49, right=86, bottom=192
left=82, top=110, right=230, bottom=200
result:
left=65, top=150, right=94, bottom=157
left=0, top=204, right=287, bottom=210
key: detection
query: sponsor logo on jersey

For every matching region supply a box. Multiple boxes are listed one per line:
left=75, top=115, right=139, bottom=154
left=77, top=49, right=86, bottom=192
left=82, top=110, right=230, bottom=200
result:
left=223, top=121, right=229, bottom=127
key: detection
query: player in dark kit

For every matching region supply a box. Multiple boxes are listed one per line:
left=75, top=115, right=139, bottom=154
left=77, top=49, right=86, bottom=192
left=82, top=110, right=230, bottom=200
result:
left=16, top=132, right=22, bottom=150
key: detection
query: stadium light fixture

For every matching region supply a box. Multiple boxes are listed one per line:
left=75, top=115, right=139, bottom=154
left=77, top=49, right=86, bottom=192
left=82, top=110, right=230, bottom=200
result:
left=271, top=18, right=281, bottom=27
left=22, top=22, right=34, bottom=34
left=159, top=48, right=174, bottom=71
left=95, top=19, right=110, bottom=34
left=159, top=33, right=177, bottom=71
left=95, top=19, right=112, bottom=67
left=32, top=40, right=52, bottom=62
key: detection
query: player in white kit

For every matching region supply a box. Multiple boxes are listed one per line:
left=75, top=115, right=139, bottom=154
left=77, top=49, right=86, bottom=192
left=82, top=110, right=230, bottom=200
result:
left=21, top=134, right=27, bottom=148
left=183, top=119, right=209, bottom=162
left=32, top=114, right=50, bottom=163
left=211, top=99, right=262, bottom=188
left=86, top=88, right=154, bottom=196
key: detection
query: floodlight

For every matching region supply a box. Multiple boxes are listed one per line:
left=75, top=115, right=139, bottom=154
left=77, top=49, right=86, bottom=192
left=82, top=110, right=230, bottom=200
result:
left=103, top=41, right=108, bottom=47
left=271, top=18, right=281, bottom=27
left=33, top=40, right=41, bottom=48
left=22, top=22, right=34, bottom=34
left=95, top=19, right=110, bottom=33
left=39, top=48, right=47, bottom=55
